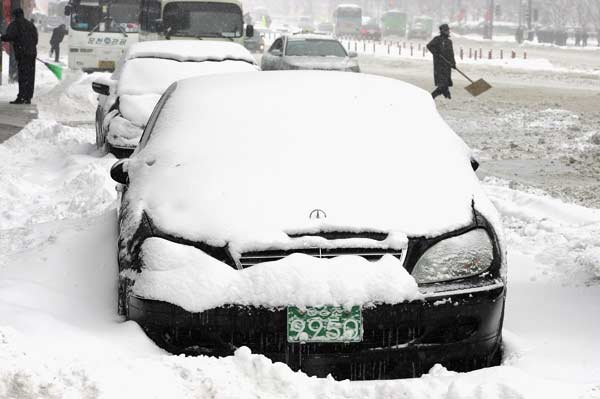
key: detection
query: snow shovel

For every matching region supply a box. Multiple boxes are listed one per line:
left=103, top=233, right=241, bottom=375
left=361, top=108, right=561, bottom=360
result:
left=440, top=55, right=491, bottom=97
left=36, top=58, right=63, bottom=80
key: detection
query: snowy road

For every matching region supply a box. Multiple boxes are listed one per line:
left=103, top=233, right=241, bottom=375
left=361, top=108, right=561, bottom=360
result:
left=1, top=46, right=600, bottom=398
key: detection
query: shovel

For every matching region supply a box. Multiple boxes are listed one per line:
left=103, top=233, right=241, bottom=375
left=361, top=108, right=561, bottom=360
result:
left=36, top=58, right=63, bottom=80
left=440, top=55, right=491, bottom=97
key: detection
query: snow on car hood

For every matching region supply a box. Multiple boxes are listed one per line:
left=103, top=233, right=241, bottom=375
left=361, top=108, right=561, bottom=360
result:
left=125, top=71, right=498, bottom=252
left=284, top=56, right=357, bottom=70
left=123, top=40, right=257, bottom=64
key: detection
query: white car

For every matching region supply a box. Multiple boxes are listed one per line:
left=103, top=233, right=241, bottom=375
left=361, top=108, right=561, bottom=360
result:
left=93, top=40, right=259, bottom=156
left=110, top=71, right=505, bottom=380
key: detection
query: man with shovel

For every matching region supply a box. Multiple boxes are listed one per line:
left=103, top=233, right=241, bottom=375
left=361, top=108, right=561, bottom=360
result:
left=427, top=23, right=456, bottom=100
left=1, top=8, right=38, bottom=104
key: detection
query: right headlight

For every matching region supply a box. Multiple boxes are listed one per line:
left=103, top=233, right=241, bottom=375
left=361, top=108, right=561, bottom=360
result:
left=411, top=229, right=494, bottom=284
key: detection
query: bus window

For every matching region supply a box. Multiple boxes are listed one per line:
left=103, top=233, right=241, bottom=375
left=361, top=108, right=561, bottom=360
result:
left=163, top=2, right=243, bottom=38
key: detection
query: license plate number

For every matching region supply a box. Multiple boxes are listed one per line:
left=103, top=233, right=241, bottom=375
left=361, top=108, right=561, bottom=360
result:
left=287, top=305, right=363, bottom=343
left=98, top=60, right=115, bottom=69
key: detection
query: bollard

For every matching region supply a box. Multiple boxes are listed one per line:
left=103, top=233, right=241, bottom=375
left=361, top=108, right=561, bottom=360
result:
left=423, top=47, right=426, bottom=57
left=373, top=42, right=376, bottom=53
left=469, top=48, right=472, bottom=58
left=418, top=43, right=421, bottom=51
left=398, top=44, right=401, bottom=56
left=479, top=48, right=482, bottom=58
left=354, top=42, right=357, bottom=52
left=500, top=49, right=503, bottom=59
left=387, top=44, right=390, bottom=55
left=524, top=51, right=527, bottom=59
left=474, top=51, right=478, bottom=60
left=511, top=50, right=516, bottom=59
left=488, top=50, right=492, bottom=59
left=363, top=41, right=366, bottom=52
left=460, top=48, right=464, bottom=60
left=348, top=41, right=351, bottom=50
left=410, top=45, right=413, bottom=57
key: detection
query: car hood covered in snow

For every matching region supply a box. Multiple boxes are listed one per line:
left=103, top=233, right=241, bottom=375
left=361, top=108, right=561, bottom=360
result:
left=125, top=71, right=499, bottom=253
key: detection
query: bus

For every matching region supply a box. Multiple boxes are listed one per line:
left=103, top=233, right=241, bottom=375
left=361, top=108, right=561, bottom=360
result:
left=65, top=0, right=141, bottom=71
left=138, top=0, right=252, bottom=44
left=381, top=10, right=407, bottom=37
left=333, top=4, right=361, bottom=38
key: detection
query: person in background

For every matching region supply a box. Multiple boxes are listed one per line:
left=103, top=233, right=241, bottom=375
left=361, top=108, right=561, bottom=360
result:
left=426, top=23, right=456, bottom=100
left=49, top=24, right=67, bottom=62
left=0, top=8, right=38, bottom=104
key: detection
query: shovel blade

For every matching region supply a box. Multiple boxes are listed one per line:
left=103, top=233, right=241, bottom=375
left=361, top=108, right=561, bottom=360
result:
left=464, top=79, right=491, bottom=97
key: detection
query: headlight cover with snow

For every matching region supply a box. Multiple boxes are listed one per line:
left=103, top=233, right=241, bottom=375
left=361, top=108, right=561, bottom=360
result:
left=412, top=229, right=494, bottom=284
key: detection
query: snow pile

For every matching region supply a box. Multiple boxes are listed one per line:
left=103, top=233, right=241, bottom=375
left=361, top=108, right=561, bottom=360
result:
left=0, top=120, right=116, bottom=231
left=131, top=238, right=421, bottom=312
left=484, top=177, right=600, bottom=282
left=36, top=70, right=111, bottom=122
left=127, top=71, right=493, bottom=250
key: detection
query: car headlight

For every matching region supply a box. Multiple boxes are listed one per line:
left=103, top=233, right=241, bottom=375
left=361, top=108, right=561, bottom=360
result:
left=412, top=229, right=494, bottom=284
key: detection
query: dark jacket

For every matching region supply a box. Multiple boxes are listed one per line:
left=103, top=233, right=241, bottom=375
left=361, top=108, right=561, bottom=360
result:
left=1, top=16, right=38, bottom=59
left=426, top=34, right=455, bottom=87
left=50, top=25, right=68, bottom=46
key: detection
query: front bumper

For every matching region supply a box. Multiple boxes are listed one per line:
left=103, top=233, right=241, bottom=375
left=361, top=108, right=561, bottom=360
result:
left=127, top=278, right=505, bottom=380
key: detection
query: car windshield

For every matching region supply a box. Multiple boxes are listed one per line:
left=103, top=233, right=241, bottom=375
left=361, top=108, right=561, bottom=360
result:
left=70, top=1, right=140, bottom=32
left=286, top=40, right=347, bottom=57
left=163, top=2, right=243, bottom=38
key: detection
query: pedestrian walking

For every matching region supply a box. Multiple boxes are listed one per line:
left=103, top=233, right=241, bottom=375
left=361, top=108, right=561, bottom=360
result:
left=49, top=24, right=67, bottom=63
left=426, top=23, right=456, bottom=100
left=1, top=8, right=38, bottom=104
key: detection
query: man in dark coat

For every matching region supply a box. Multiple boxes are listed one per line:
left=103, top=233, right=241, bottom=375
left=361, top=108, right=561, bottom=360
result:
left=426, top=24, right=456, bottom=99
left=1, top=8, right=38, bottom=104
left=49, top=24, right=67, bottom=62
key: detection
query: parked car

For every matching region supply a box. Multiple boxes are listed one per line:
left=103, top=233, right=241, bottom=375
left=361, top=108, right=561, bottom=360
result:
left=110, top=71, right=506, bottom=380
left=92, top=41, right=259, bottom=156
left=261, top=34, right=359, bottom=72
left=360, top=18, right=382, bottom=40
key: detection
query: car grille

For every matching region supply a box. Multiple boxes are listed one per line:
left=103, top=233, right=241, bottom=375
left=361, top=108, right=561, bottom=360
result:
left=238, top=248, right=403, bottom=268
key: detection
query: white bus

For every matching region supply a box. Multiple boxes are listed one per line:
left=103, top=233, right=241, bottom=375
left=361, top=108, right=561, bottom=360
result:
left=138, top=0, right=252, bottom=44
left=65, top=0, right=141, bottom=71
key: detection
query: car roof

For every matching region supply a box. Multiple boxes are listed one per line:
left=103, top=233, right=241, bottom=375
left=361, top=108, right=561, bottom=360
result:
left=287, top=34, right=337, bottom=41
left=123, top=40, right=257, bottom=65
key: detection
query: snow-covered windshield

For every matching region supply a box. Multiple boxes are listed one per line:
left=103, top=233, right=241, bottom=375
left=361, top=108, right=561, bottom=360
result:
left=286, top=40, right=347, bottom=57
left=70, top=2, right=140, bottom=32
left=163, top=2, right=243, bottom=38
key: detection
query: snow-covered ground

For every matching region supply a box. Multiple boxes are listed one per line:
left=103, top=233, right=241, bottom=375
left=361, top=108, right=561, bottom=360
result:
left=1, top=50, right=600, bottom=398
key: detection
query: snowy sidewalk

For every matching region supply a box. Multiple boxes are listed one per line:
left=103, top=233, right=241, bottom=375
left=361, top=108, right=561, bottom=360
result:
left=0, top=97, right=38, bottom=144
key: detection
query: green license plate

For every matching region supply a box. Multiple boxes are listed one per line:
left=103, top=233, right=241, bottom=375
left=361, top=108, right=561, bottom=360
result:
left=287, top=305, right=363, bottom=343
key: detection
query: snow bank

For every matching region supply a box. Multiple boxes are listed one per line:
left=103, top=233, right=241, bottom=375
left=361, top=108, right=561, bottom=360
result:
left=37, top=70, right=111, bottom=122
left=127, top=71, right=492, bottom=251
left=484, top=177, right=600, bottom=282
left=131, top=237, right=421, bottom=312
left=0, top=120, right=116, bottom=230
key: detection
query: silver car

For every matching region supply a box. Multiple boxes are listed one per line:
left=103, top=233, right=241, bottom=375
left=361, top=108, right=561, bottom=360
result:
left=261, top=34, right=360, bottom=72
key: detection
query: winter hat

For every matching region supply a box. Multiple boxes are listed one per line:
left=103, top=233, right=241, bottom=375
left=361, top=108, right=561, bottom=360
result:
left=12, top=8, right=25, bottom=18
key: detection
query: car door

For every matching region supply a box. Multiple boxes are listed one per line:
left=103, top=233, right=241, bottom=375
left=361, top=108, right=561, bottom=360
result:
left=262, top=37, right=284, bottom=70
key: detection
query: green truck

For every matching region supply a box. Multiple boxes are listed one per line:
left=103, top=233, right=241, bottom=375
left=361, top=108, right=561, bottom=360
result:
left=381, top=10, right=407, bottom=37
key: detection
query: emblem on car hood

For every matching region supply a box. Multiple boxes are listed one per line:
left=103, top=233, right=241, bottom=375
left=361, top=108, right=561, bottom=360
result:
left=309, top=209, right=327, bottom=220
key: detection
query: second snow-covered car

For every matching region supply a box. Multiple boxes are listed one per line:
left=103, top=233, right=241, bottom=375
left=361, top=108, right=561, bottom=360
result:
left=261, top=34, right=359, bottom=72
left=93, top=40, right=259, bottom=156
left=110, top=71, right=505, bottom=380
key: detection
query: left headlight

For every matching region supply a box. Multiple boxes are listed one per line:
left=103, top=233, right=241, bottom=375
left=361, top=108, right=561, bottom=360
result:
left=411, top=229, right=494, bottom=284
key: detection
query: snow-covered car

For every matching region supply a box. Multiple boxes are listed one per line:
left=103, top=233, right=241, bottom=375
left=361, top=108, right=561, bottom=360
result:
left=261, top=34, right=359, bottom=72
left=92, top=41, right=259, bottom=156
left=110, top=71, right=506, bottom=380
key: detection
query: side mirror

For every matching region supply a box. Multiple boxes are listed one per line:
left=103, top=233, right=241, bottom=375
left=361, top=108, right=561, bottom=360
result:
left=470, top=157, right=480, bottom=171
left=246, top=24, right=254, bottom=38
left=348, top=51, right=358, bottom=58
left=64, top=4, right=71, bottom=16
left=111, top=160, right=129, bottom=184
left=271, top=49, right=282, bottom=56
left=92, top=81, right=111, bottom=96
